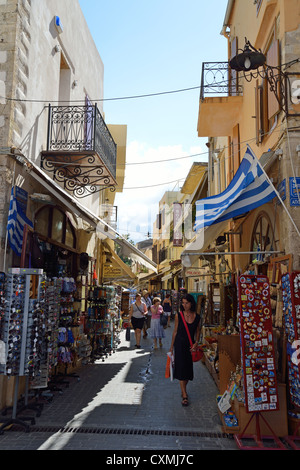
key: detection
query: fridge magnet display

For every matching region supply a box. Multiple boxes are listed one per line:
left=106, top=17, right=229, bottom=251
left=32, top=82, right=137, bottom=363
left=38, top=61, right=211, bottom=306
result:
left=282, top=271, right=300, bottom=407
left=238, top=275, right=279, bottom=413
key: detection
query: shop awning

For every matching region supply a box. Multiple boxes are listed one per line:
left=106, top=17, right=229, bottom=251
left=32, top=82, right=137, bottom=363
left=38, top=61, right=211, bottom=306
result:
left=181, top=221, right=230, bottom=266
left=102, top=242, right=137, bottom=282
left=19, top=155, right=157, bottom=273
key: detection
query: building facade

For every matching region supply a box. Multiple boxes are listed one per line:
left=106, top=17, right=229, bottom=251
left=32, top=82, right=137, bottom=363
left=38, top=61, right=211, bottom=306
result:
left=194, top=0, right=300, bottom=280
left=0, top=0, right=156, bottom=411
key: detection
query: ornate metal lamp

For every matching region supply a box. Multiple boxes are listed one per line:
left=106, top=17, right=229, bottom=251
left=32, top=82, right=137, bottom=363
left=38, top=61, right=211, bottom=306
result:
left=229, top=38, right=300, bottom=115
left=230, top=39, right=266, bottom=72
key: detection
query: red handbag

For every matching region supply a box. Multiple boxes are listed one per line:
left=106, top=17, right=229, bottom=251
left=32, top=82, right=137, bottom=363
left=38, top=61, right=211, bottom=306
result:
left=179, top=311, right=203, bottom=362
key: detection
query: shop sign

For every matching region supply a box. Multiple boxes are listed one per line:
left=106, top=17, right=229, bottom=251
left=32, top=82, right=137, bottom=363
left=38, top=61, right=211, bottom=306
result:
left=217, top=390, right=231, bottom=413
left=103, top=266, right=123, bottom=277
left=185, top=267, right=209, bottom=277
left=289, top=177, right=300, bottom=206
left=287, top=73, right=300, bottom=117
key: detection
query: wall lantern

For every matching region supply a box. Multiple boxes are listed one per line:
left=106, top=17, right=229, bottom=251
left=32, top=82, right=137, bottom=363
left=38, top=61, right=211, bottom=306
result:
left=230, top=39, right=266, bottom=72
left=230, top=38, right=300, bottom=115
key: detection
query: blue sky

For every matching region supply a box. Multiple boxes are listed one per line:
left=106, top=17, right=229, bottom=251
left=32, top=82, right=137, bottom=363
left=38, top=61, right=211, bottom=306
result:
left=78, top=0, right=228, bottom=242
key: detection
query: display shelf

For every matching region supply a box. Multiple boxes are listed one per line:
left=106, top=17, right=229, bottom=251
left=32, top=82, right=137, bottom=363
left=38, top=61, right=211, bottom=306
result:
left=218, top=335, right=241, bottom=394
left=232, top=383, right=288, bottom=437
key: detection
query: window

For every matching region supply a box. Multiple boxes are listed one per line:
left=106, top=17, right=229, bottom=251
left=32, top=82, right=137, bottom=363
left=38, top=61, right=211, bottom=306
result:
left=52, top=208, right=64, bottom=244
left=34, top=206, right=76, bottom=249
left=255, top=31, right=280, bottom=144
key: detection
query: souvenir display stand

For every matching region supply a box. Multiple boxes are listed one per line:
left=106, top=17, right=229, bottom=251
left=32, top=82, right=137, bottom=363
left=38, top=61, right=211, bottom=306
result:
left=86, top=285, right=118, bottom=362
left=206, top=283, right=221, bottom=325
left=0, top=268, right=45, bottom=434
left=120, top=290, right=135, bottom=330
left=234, top=274, right=285, bottom=449
left=281, top=272, right=300, bottom=449
left=171, top=290, right=180, bottom=317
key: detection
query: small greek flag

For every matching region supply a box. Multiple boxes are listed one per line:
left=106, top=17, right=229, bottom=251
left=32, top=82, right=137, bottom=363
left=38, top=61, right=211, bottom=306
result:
left=195, top=145, right=277, bottom=232
left=7, top=186, right=33, bottom=256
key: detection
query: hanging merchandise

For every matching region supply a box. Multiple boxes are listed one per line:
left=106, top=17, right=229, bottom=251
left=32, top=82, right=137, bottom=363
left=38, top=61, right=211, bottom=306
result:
left=0, top=268, right=47, bottom=378
left=282, top=271, right=300, bottom=407
left=86, top=285, right=118, bottom=361
left=238, top=274, right=279, bottom=413
left=30, top=276, right=61, bottom=389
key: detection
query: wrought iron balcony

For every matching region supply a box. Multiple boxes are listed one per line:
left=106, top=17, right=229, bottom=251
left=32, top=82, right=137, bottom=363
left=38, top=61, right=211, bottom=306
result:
left=41, top=104, right=117, bottom=198
left=200, top=62, right=243, bottom=100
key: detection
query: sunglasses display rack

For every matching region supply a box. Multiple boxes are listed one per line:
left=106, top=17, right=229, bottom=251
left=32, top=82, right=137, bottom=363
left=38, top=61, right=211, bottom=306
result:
left=0, top=268, right=45, bottom=434
left=282, top=271, right=300, bottom=407
left=86, top=285, right=118, bottom=361
left=30, top=276, right=61, bottom=390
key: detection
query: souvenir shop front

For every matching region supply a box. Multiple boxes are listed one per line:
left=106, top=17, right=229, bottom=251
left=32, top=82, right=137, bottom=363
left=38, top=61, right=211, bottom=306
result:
left=196, top=257, right=295, bottom=447
left=0, top=197, right=124, bottom=433
left=187, top=209, right=300, bottom=447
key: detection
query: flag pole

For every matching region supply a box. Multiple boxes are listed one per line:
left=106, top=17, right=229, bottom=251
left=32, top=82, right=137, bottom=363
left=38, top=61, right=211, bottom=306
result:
left=252, top=147, right=300, bottom=240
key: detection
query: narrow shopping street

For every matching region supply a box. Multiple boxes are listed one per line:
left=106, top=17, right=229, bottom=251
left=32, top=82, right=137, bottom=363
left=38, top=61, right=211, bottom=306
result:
left=0, top=322, right=237, bottom=451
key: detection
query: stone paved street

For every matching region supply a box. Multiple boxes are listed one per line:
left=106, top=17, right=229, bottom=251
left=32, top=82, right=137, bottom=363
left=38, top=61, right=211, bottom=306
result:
left=0, top=322, right=238, bottom=451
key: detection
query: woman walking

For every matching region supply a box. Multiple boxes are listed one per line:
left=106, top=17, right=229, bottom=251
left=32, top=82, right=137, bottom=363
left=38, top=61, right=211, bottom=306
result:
left=129, top=293, right=147, bottom=348
left=162, top=293, right=172, bottom=327
left=169, top=294, right=200, bottom=406
left=150, top=297, right=165, bottom=349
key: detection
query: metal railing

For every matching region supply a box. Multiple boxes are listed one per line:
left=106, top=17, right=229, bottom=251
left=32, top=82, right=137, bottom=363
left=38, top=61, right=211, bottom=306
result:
left=200, top=62, right=243, bottom=101
left=46, top=103, right=117, bottom=179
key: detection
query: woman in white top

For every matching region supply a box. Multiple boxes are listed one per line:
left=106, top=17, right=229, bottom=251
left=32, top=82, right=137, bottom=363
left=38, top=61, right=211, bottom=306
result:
left=129, top=293, right=147, bottom=348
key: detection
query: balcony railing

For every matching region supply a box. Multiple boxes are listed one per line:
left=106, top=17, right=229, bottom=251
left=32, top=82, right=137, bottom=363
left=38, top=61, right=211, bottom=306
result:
left=41, top=104, right=117, bottom=197
left=200, top=62, right=243, bottom=101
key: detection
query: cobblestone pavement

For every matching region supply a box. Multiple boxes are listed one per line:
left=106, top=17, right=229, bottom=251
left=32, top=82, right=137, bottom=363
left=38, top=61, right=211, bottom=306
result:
left=0, top=321, right=238, bottom=452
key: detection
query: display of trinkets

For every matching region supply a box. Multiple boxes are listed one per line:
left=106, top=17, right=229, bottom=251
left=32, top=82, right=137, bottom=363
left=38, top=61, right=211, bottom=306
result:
left=282, top=271, right=300, bottom=407
left=238, top=275, right=279, bottom=413
left=86, top=285, right=117, bottom=359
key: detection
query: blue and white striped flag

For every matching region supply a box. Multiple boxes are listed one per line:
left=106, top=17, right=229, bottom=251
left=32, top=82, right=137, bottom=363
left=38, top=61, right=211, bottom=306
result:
left=7, top=186, right=33, bottom=256
left=195, top=145, right=277, bottom=232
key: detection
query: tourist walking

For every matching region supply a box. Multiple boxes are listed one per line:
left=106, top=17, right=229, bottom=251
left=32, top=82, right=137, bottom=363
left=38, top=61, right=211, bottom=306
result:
left=162, top=293, right=172, bottom=327
left=129, top=293, right=147, bottom=348
left=169, top=293, right=200, bottom=406
left=150, top=297, right=165, bottom=349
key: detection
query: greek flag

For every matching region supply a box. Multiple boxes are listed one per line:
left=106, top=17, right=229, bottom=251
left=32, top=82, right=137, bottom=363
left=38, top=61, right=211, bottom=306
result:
left=195, top=145, right=277, bottom=232
left=7, top=186, right=33, bottom=256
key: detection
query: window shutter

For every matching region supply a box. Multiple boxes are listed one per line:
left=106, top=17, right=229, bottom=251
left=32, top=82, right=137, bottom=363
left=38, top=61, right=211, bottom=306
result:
left=267, top=39, right=280, bottom=119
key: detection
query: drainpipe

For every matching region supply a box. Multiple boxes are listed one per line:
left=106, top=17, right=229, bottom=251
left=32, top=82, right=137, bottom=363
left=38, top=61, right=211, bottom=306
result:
left=220, top=0, right=235, bottom=38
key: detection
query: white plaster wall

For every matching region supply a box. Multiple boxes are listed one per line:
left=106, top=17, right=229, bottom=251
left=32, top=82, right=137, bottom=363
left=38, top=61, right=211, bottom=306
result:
left=17, top=0, right=104, bottom=157
left=6, top=0, right=106, bottom=214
